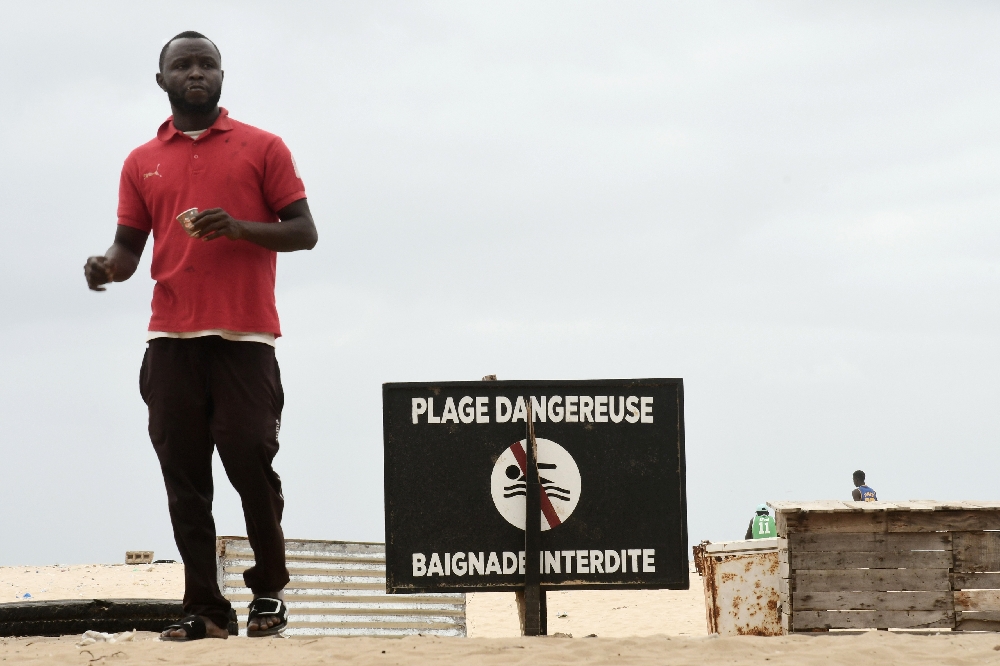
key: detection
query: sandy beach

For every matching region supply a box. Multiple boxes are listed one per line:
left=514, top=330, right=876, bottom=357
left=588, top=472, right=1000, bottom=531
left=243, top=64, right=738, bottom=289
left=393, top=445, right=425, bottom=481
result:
left=4, top=563, right=1000, bottom=664
left=1, top=564, right=184, bottom=604
left=4, top=631, right=1000, bottom=665
left=0, top=564, right=705, bottom=639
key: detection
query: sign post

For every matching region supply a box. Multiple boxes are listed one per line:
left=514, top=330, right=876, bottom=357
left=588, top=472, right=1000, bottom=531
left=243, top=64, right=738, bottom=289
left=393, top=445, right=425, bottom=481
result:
left=382, top=378, right=688, bottom=606
left=523, top=400, right=543, bottom=635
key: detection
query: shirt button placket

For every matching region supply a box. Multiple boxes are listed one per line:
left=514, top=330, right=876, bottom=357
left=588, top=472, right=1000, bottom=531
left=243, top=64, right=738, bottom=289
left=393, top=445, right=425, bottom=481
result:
left=191, top=139, right=204, bottom=175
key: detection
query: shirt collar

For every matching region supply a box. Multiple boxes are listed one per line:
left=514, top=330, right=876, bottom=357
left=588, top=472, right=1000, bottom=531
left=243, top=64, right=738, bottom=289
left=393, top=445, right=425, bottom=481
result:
left=157, top=107, right=233, bottom=141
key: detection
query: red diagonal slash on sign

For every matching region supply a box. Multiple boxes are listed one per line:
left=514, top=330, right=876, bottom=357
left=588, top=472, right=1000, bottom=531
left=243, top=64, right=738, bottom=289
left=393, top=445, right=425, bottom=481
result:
left=510, top=441, right=562, bottom=529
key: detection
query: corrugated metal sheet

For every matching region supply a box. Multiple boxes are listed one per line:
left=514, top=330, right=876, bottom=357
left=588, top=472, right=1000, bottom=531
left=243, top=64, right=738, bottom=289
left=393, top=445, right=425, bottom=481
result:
left=217, top=537, right=466, bottom=637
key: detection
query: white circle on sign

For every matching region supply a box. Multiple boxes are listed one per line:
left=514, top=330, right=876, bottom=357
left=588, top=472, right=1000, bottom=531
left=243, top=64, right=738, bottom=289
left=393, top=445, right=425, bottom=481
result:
left=490, top=438, right=581, bottom=531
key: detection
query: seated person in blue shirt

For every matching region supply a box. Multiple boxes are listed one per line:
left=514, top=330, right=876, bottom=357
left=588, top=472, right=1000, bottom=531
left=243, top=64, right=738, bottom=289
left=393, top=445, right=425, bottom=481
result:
left=852, top=470, right=877, bottom=502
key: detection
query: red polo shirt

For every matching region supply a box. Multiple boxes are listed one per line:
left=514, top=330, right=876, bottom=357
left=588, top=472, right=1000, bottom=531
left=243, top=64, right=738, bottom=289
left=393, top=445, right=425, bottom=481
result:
left=117, top=108, right=306, bottom=337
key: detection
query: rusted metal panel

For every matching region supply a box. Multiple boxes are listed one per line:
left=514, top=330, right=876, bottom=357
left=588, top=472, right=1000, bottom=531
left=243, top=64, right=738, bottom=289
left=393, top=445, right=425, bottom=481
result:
left=693, top=539, right=781, bottom=636
left=217, top=537, right=466, bottom=637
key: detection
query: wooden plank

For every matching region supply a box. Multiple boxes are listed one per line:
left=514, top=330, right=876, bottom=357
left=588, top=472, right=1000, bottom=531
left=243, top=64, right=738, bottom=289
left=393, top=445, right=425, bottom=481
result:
left=788, top=501, right=853, bottom=513
left=956, top=610, right=1000, bottom=630
left=833, top=501, right=904, bottom=512
left=955, top=590, right=1000, bottom=611
left=788, top=511, right=1000, bottom=533
left=794, top=569, right=950, bottom=592
left=793, top=610, right=953, bottom=630
left=789, top=532, right=951, bottom=553
left=957, top=611, right=1000, bottom=622
left=790, top=550, right=952, bottom=570
left=783, top=512, right=888, bottom=534
left=953, top=573, right=1000, bottom=590
left=776, top=511, right=789, bottom=538
left=962, top=502, right=1000, bottom=510
left=953, top=532, right=1000, bottom=573
left=900, top=501, right=947, bottom=511
left=955, top=618, right=1000, bottom=632
left=888, top=511, right=1000, bottom=533
left=774, top=500, right=1000, bottom=513
left=794, top=591, right=952, bottom=611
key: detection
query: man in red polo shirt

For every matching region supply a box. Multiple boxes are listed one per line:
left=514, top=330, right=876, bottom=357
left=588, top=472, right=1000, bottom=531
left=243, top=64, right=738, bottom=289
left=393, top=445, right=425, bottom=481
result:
left=83, top=31, right=317, bottom=641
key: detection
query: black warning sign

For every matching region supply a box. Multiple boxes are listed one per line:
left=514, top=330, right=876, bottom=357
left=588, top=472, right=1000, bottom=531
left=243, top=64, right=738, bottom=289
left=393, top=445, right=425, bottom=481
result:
left=382, top=379, right=687, bottom=593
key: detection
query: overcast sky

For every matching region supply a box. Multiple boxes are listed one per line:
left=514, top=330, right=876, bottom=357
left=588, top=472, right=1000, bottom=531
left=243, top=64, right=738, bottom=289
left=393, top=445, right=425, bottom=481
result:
left=2, top=1, right=999, bottom=566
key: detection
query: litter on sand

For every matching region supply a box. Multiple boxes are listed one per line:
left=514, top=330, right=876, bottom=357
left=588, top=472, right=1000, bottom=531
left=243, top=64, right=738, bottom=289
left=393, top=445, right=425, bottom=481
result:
left=77, top=630, right=136, bottom=647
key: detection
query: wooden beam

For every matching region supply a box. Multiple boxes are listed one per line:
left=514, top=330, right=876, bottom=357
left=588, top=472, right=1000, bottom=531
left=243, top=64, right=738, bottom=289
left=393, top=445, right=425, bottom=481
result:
left=956, top=611, right=1000, bottom=622
left=955, top=590, right=1000, bottom=612
left=790, top=550, right=951, bottom=570
left=792, top=610, right=953, bottom=630
left=887, top=511, right=1000, bottom=533
left=793, top=591, right=952, bottom=611
left=955, top=618, right=1000, bottom=632
left=794, top=569, right=950, bottom=593
left=953, top=573, right=1000, bottom=590
left=789, top=532, right=951, bottom=553
left=783, top=510, right=1000, bottom=534
left=783, top=512, right=888, bottom=534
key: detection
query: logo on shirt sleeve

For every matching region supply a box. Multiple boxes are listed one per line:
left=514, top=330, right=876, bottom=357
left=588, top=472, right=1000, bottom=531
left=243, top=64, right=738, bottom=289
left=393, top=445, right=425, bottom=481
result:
left=290, top=154, right=301, bottom=180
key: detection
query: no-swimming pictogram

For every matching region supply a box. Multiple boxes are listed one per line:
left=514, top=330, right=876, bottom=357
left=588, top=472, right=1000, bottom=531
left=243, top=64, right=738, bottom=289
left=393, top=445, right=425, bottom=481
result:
left=490, top=438, right=581, bottom=531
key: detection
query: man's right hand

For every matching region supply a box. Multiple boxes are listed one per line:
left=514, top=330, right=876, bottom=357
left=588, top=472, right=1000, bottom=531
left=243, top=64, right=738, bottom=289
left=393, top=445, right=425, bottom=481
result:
left=84, top=255, right=116, bottom=291
left=84, top=226, right=150, bottom=292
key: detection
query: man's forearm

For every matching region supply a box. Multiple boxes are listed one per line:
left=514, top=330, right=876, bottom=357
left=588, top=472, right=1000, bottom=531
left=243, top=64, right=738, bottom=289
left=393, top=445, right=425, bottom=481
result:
left=236, top=217, right=318, bottom=252
left=106, top=242, right=142, bottom=281
left=85, top=225, right=148, bottom=290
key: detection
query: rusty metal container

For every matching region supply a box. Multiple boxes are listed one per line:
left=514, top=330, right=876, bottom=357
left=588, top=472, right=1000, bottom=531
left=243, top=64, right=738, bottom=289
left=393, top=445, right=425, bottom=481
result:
left=692, top=538, right=781, bottom=636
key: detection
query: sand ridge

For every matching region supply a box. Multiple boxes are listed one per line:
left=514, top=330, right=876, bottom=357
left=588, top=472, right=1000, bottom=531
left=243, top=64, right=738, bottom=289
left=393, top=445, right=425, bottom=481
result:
left=3, top=631, right=1000, bottom=665
left=0, top=564, right=705, bottom=638
left=7, top=563, right=998, bottom=665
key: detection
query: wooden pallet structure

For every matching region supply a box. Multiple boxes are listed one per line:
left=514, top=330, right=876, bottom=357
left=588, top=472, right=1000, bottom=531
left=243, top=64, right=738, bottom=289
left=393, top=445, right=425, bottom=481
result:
left=770, top=500, right=1000, bottom=632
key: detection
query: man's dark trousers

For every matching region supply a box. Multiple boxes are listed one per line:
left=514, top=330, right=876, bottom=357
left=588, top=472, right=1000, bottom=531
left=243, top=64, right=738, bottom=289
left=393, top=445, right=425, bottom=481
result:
left=140, top=336, right=290, bottom=629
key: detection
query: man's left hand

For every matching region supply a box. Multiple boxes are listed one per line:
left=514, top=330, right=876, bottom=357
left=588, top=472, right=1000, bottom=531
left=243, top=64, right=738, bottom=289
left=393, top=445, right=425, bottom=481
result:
left=189, top=208, right=245, bottom=242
